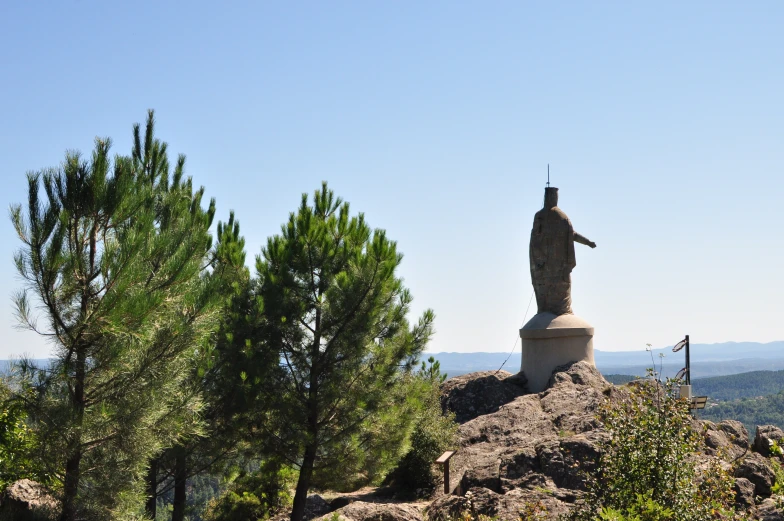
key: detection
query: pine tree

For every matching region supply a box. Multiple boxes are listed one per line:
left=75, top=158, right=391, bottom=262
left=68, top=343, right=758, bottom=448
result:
left=147, top=211, right=267, bottom=521
left=255, top=183, right=435, bottom=521
left=10, top=111, right=218, bottom=521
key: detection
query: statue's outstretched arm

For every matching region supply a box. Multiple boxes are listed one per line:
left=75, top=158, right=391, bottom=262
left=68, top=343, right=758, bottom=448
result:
left=574, top=232, right=597, bottom=249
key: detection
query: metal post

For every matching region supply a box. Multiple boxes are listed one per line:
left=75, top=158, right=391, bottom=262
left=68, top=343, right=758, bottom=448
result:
left=685, top=334, right=690, bottom=385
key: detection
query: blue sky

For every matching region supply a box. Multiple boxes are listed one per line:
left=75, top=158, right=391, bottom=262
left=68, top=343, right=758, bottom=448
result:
left=1, top=2, right=783, bottom=358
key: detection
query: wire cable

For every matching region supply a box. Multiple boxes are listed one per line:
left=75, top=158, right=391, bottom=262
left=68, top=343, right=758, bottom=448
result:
left=494, top=290, right=535, bottom=375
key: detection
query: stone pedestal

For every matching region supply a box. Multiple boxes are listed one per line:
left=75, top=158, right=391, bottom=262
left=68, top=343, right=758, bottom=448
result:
left=519, top=312, right=595, bottom=393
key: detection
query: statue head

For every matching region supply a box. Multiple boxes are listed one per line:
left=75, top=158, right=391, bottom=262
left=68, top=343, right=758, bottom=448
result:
left=544, top=187, right=559, bottom=209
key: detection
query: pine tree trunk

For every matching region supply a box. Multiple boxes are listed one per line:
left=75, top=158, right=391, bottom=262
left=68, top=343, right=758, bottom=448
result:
left=59, top=450, right=81, bottom=521
left=290, top=443, right=317, bottom=521
left=291, top=305, right=323, bottom=521
left=172, top=450, right=187, bottom=521
left=60, top=348, right=86, bottom=521
left=145, top=457, right=158, bottom=519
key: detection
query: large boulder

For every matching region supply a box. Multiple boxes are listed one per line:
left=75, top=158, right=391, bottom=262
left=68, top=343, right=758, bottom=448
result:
left=758, top=498, right=784, bottom=521
left=318, top=501, right=423, bottom=521
left=304, top=494, right=330, bottom=520
left=0, top=480, right=58, bottom=521
left=441, top=370, right=528, bottom=424
left=701, top=420, right=751, bottom=461
left=733, top=477, right=755, bottom=509
left=437, top=362, right=607, bottom=520
left=754, top=425, right=784, bottom=456
left=425, top=495, right=470, bottom=521
left=735, top=452, right=777, bottom=497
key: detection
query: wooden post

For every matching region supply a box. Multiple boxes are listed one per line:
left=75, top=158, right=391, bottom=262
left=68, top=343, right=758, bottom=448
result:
left=435, top=451, right=457, bottom=494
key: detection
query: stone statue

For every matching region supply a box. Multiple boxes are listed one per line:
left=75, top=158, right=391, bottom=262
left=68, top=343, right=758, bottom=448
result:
left=529, top=187, right=596, bottom=316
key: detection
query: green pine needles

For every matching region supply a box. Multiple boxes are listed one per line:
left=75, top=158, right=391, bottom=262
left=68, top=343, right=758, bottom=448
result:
left=8, top=115, right=447, bottom=521
left=10, top=111, right=219, bottom=521
left=256, top=183, right=435, bottom=521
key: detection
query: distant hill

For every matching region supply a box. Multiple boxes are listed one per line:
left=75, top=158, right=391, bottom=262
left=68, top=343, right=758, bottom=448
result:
left=700, top=391, right=784, bottom=437
left=692, top=370, right=784, bottom=401
left=427, top=341, right=784, bottom=380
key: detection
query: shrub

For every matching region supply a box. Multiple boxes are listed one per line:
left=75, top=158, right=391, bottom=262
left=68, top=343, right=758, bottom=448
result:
left=203, top=460, right=296, bottom=521
left=385, top=358, right=459, bottom=497
left=568, top=371, right=744, bottom=521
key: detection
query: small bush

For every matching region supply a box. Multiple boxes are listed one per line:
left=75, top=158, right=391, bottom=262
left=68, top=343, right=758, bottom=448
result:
left=385, top=358, right=458, bottom=497
left=568, top=370, right=744, bottom=521
left=203, top=460, right=296, bottom=521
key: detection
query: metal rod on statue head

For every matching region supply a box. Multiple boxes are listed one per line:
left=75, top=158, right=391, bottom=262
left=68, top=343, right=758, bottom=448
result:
left=547, top=164, right=550, bottom=187
left=686, top=335, right=690, bottom=385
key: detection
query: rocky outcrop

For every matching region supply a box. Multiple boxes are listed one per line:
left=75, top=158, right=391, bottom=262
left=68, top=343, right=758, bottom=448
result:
left=735, top=452, right=777, bottom=497
left=318, top=501, right=423, bottom=521
left=734, top=477, right=756, bottom=508
left=304, top=494, right=331, bottom=520
left=442, top=361, right=609, bottom=518
left=758, top=498, right=784, bottom=521
left=754, top=425, right=784, bottom=456
left=438, top=362, right=784, bottom=520
left=323, top=361, right=784, bottom=521
left=0, top=480, right=58, bottom=521
left=441, top=370, right=527, bottom=424
left=701, top=419, right=750, bottom=461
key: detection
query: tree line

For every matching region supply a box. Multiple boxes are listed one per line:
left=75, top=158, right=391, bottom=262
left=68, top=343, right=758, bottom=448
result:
left=1, top=111, right=457, bottom=521
left=700, top=391, right=784, bottom=438
left=606, top=370, right=784, bottom=402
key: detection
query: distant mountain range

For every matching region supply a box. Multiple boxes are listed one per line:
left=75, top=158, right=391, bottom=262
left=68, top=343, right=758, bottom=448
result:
left=426, top=341, right=784, bottom=380
left=4, top=341, right=784, bottom=382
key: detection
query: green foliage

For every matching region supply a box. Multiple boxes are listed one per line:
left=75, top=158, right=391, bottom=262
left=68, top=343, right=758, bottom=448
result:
left=310, top=356, right=456, bottom=493
left=770, top=455, right=784, bottom=495
left=568, top=371, right=742, bottom=521
left=203, top=460, right=296, bottom=521
left=0, top=380, right=49, bottom=488
left=255, top=183, right=435, bottom=520
left=385, top=357, right=459, bottom=497
left=598, top=492, right=674, bottom=521
left=692, top=370, right=784, bottom=402
left=10, top=111, right=218, bottom=520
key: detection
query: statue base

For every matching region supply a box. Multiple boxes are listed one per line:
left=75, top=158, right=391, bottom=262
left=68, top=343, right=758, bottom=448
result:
left=519, top=312, right=595, bottom=393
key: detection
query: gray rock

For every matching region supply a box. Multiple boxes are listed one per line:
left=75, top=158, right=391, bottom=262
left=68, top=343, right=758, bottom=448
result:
left=758, top=498, right=784, bottom=521
left=465, top=486, right=570, bottom=520
left=425, top=362, right=784, bottom=521
left=304, top=494, right=330, bottom=520
left=536, top=434, right=602, bottom=490
left=754, top=425, right=784, bottom=456
left=735, top=452, right=776, bottom=497
left=329, top=497, right=355, bottom=511
left=734, top=477, right=756, bottom=508
left=540, top=362, right=608, bottom=434
left=718, top=420, right=750, bottom=449
left=464, top=487, right=501, bottom=517
left=459, top=458, right=501, bottom=493
left=700, top=420, right=749, bottom=461
left=425, top=494, right=470, bottom=521
left=0, top=480, right=58, bottom=521
left=318, top=501, right=423, bottom=521
left=441, top=370, right=528, bottom=424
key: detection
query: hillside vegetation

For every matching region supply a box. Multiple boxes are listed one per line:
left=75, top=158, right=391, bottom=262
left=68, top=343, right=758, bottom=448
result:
left=701, top=391, right=784, bottom=436
left=693, top=370, right=784, bottom=401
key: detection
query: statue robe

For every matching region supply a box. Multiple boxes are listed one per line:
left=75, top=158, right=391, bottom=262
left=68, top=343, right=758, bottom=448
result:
left=529, top=206, right=576, bottom=315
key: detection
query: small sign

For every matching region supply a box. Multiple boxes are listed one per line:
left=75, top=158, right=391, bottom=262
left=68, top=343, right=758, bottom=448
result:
left=690, top=396, right=708, bottom=410
left=435, top=450, right=457, bottom=494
